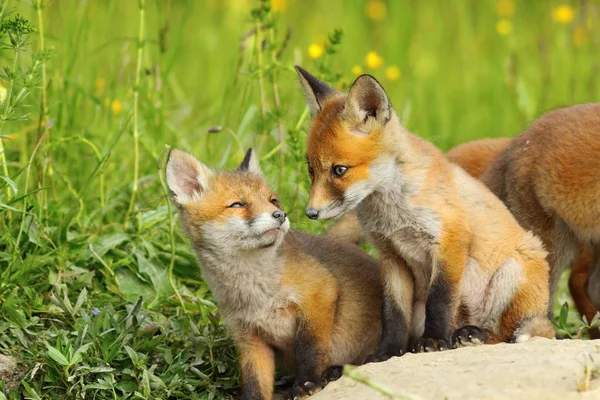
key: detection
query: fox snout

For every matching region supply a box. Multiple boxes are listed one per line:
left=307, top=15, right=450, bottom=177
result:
left=272, top=210, right=287, bottom=224
left=305, top=208, right=319, bottom=220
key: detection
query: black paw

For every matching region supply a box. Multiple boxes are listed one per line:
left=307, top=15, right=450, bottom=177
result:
left=412, top=337, right=450, bottom=353
left=284, top=381, right=320, bottom=400
left=321, top=365, right=343, bottom=386
left=452, top=325, right=487, bottom=348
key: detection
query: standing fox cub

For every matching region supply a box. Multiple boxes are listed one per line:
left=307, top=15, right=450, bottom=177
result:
left=296, top=66, right=554, bottom=358
left=166, top=148, right=382, bottom=400
left=480, top=104, right=600, bottom=325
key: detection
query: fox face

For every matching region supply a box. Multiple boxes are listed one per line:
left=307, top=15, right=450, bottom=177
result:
left=296, top=66, right=397, bottom=220
left=166, top=148, right=290, bottom=253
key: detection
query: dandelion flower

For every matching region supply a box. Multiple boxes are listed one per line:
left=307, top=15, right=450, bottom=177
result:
left=111, top=99, right=122, bottom=115
left=386, top=66, right=401, bottom=81
left=271, top=0, right=288, bottom=13
left=573, top=26, right=588, bottom=46
left=552, top=5, right=575, bottom=24
left=95, top=78, right=106, bottom=91
left=308, top=44, right=324, bottom=60
left=365, top=51, right=383, bottom=69
left=496, top=0, right=515, bottom=18
left=496, top=19, right=513, bottom=36
left=365, top=0, right=387, bottom=21
left=352, top=65, right=363, bottom=75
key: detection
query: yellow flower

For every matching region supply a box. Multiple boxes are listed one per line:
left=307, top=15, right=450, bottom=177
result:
left=365, top=0, right=387, bottom=21
left=111, top=99, right=122, bottom=115
left=95, top=78, right=106, bottom=91
left=573, top=25, right=588, bottom=46
left=496, top=0, right=515, bottom=18
left=496, top=19, right=513, bottom=36
left=365, top=51, right=383, bottom=69
left=271, top=0, right=288, bottom=13
left=386, top=66, right=401, bottom=81
left=308, top=44, right=324, bottom=60
left=552, top=5, right=575, bottom=24
left=0, top=85, right=6, bottom=104
left=352, top=65, right=363, bottom=75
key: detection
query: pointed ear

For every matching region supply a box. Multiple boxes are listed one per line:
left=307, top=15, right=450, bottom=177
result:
left=345, top=74, right=391, bottom=126
left=295, top=65, right=339, bottom=117
left=237, top=148, right=261, bottom=174
left=166, top=149, right=213, bottom=206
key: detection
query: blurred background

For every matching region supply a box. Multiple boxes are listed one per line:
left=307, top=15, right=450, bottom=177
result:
left=0, top=0, right=597, bottom=398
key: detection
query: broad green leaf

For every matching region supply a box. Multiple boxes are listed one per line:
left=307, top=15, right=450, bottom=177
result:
left=45, top=344, right=69, bottom=366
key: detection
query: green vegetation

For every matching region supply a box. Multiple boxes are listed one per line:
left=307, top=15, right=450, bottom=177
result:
left=0, top=0, right=597, bottom=398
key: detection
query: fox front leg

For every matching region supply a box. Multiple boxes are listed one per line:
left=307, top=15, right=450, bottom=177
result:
left=367, top=255, right=413, bottom=362
left=415, top=228, right=469, bottom=352
left=238, top=335, right=276, bottom=400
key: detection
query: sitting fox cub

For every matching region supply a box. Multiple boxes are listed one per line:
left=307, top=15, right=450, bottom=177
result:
left=296, top=66, right=555, bottom=358
left=166, top=148, right=382, bottom=400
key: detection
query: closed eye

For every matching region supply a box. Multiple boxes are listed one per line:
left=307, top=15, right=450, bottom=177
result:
left=228, top=202, right=247, bottom=208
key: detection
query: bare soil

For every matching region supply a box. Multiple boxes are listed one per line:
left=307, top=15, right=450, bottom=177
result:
left=311, top=338, right=600, bottom=400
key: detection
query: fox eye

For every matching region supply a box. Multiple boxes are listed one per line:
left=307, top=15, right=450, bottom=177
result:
left=308, top=165, right=314, bottom=175
left=228, top=202, right=247, bottom=208
left=332, top=165, right=348, bottom=177
left=270, top=198, right=279, bottom=206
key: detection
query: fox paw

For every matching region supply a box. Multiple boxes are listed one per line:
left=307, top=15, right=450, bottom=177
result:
left=321, top=365, right=343, bottom=385
left=412, top=337, right=450, bottom=353
left=452, top=325, right=487, bottom=348
left=284, top=381, right=320, bottom=400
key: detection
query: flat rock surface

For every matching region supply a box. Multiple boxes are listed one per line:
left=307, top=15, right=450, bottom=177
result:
left=0, top=354, right=18, bottom=389
left=311, top=338, right=600, bottom=400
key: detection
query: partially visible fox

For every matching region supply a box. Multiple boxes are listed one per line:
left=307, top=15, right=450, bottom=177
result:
left=296, top=66, right=554, bottom=358
left=166, top=148, right=382, bottom=400
left=479, top=104, right=600, bottom=334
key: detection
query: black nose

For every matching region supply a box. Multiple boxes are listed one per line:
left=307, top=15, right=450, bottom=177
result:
left=272, top=210, right=286, bottom=222
left=305, top=208, right=319, bottom=220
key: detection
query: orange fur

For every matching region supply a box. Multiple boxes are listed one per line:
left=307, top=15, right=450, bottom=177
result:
left=297, top=68, right=554, bottom=354
left=167, top=148, right=382, bottom=399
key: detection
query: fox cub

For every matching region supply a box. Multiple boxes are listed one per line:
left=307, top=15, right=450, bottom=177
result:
left=479, top=104, right=600, bottom=328
left=166, top=148, right=382, bottom=400
left=295, top=66, right=555, bottom=358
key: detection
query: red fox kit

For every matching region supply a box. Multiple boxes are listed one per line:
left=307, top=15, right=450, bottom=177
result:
left=166, top=148, right=382, bottom=399
left=295, top=66, right=554, bottom=358
left=479, top=104, right=600, bottom=329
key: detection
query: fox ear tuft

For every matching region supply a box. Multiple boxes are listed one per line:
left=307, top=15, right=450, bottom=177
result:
left=295, top=65, right=338, bottom=117
left=166, top=149, right=213, bottom=206
left=345, top=74, right=391, bottom=127
left=237, top=148, right=261, bottom=174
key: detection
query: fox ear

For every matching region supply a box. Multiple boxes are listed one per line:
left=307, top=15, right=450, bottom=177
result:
left=295, top=65, right=338, bottom=117
left=166, top=149, right=213, bottom=205
left=345, top=74, right=391, bottom=127
left=237, top=148, right=261, bottom=174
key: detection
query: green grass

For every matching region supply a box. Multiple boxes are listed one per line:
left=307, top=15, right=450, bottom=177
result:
left=0, top=0, right=598, bottom=398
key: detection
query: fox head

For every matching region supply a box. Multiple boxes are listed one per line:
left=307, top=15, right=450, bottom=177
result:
left=166, top=148, right=290, bottom=255
left=296, top=66, right=399, bottom=220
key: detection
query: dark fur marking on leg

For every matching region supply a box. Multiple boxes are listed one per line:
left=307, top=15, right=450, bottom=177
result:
left=241, top=364, right=267, bottom=400
left=284, top=322, right=325, bottom=399
left=422, top=275, right=453, bottom=341
left=366, top=292, right=409, bottom=362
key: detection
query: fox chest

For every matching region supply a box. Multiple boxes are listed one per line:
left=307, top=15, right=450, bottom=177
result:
left=233, top=294, right=299, bottom=347
left=358, top=194, right=441, bottom=267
